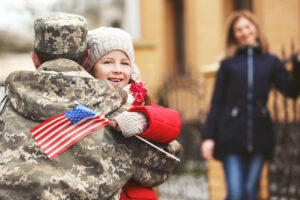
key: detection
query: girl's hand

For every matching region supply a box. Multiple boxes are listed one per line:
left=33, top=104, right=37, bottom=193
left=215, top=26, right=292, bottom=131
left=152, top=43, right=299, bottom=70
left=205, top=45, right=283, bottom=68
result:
left=201, top=139, right=215, bottom=160
left=111, top=120, right=121, bottom=132
left=113, top=112, right=148, bottom=138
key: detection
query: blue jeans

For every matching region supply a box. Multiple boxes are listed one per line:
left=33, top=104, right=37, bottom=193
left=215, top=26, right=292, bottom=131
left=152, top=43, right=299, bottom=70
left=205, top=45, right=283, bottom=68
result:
left=222, top=153, right=264, bottom=200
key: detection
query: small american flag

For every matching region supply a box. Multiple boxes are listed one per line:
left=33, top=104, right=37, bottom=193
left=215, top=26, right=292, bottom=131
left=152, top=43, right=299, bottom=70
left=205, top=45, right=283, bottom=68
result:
left=30, top=104, right=110, bottom=160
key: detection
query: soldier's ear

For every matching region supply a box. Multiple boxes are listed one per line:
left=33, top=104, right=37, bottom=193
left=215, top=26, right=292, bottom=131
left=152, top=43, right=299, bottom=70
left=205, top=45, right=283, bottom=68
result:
left=31, top=52, right=40, bottom=69
left=82, top=49, right=90, bottom=69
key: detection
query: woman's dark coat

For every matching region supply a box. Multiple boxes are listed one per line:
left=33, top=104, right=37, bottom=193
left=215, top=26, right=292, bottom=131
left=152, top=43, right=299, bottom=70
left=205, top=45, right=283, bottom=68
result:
left=203, top=46, right=300, bottom=160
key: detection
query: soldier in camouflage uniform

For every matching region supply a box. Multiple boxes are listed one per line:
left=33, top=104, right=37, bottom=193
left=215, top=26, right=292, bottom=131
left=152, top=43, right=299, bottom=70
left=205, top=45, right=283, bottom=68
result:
left=0, top=12, right=181, bottom=200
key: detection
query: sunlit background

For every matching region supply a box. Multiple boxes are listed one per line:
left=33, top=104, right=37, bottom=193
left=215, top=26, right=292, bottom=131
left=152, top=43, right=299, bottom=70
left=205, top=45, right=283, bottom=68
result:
left=0, top=0, right=142, bottom=82
left=1, top=0, right=300, bottom=199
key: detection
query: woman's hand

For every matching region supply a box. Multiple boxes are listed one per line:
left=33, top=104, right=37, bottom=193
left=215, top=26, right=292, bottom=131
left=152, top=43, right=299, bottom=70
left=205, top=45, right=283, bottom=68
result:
left=201, top=139, right=215, bottom=160
left=296, top=52, right=300, bottom=62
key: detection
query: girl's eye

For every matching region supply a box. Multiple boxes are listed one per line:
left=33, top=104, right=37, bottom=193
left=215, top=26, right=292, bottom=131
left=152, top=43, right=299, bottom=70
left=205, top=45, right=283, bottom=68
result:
left=104, top=61, right=112, bottom=64
left=121, top=62, right=130, bottom=66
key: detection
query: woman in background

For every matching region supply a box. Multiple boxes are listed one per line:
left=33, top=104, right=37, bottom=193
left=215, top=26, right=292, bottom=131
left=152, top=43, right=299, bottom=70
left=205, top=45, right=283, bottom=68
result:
left=201, top=10, right=300, bottom=200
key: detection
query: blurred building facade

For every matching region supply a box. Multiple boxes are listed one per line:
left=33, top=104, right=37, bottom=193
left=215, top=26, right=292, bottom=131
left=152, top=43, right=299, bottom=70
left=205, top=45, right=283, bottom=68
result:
left=2, top=0, right=299, bottom=95
left=0, top=1, right=299, bottom=199
left=134, top=2, right=300, bottom=199
left=133, top=0, right=300, bottom=102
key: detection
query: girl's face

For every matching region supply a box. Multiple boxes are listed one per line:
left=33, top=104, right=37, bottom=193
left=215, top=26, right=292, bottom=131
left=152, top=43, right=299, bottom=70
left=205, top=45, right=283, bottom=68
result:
left=92, top=50, right=131, bottom=88
left=233, top=16, right=258, bottom=46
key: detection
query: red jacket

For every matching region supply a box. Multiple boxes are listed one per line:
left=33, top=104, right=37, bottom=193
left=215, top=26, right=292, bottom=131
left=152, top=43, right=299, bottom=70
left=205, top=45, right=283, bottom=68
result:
left=121, top=104, right=181, bottom=200
left=120, top=182, right=157, bottom=200
left=129, top=104, right=181, bottom=143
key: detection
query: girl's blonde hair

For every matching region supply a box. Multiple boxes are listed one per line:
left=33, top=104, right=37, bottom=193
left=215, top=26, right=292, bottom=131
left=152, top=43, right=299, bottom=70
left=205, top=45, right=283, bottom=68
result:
left=224, top=10, right=269, bottom=58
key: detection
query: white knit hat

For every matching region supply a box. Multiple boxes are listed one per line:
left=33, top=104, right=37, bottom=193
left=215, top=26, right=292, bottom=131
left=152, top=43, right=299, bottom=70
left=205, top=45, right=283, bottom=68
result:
left=87, top=27, right=141, bottom=82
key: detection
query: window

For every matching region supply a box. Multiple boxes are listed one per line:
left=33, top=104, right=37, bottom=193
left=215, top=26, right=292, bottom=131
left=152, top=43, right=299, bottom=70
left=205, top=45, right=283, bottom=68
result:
left=234, top=0, right=252, bottom=11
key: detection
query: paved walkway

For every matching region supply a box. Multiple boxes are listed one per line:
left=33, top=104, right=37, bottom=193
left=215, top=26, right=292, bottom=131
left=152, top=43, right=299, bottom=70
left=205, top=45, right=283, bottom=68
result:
left=159, top=174, right=209, bottom=200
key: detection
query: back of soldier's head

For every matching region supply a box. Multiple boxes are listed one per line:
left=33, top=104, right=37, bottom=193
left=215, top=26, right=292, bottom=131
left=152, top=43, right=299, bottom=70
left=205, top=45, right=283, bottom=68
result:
left=33, top=12, right=88, bottom=65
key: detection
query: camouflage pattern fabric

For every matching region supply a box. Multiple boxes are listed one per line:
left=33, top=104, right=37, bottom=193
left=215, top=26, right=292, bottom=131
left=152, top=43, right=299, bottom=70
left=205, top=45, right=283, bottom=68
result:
left=0, top=58, right=182, bottom=200
left=6, top=59, right=126, bottom=121
left=0, top=83, right=7, bottom=113
left=34, top=12, right=87, bottom=54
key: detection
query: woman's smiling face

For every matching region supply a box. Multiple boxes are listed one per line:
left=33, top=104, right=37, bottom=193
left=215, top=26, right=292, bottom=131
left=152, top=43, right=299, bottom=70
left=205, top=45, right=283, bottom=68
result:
left=233, top=16, right=258, bottom=46
left=92, top=50, right=131, bottom=88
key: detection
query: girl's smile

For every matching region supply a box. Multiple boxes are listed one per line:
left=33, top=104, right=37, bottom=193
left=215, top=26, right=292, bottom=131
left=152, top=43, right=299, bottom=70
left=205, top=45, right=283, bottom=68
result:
left=92, top=50, right=131, bottom=88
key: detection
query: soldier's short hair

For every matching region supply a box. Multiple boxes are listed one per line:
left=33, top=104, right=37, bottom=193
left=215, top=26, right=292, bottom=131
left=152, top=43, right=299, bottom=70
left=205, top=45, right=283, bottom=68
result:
left=34, top=12, right=88, bottom=55
left=34, top=47, right=88, bottom=66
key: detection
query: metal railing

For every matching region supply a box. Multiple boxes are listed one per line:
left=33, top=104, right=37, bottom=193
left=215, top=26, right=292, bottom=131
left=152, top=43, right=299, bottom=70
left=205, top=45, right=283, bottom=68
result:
left=268, top=44, right=300, bottom=199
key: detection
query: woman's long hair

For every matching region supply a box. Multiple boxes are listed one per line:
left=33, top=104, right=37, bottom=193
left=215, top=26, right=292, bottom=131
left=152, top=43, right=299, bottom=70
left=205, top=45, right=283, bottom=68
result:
left=224, top=10, right=269, bottom=58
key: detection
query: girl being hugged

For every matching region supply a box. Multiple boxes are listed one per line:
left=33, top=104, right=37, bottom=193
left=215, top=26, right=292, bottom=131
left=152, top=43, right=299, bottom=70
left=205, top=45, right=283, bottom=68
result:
left=86, top=27, right=181, bottom=200
left=201, top=10, right=300, bottom=200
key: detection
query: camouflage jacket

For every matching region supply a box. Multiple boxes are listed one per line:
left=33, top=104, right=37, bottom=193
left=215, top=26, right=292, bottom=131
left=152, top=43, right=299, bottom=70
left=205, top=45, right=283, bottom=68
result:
left=0, top=59, right=182, bottom=200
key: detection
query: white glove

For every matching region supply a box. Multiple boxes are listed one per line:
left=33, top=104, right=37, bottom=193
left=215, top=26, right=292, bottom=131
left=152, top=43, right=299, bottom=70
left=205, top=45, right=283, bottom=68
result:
left=114, top=111, right=148, bottom=138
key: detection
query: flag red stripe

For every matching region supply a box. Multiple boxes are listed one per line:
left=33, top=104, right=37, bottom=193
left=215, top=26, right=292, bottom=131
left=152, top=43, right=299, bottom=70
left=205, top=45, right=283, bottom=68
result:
left=42, top=115, right=105, bottom=151
left=29, top=107, right=111, bottom=160
left=48, top=119, right=110, bottom=160
left=38, top=121, right=73, bottom=146
left=43, top=116, right=106, bottom=152
left=30, top=115, right=66, bottom=137
left=44, top=117, right=107, bottom=154
left=36, top=119, right=71, bottom=143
